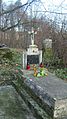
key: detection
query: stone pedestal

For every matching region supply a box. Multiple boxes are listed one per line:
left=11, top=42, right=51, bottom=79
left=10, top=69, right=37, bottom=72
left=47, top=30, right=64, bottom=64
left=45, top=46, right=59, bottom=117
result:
left=22, top=44, right=42, bottom=69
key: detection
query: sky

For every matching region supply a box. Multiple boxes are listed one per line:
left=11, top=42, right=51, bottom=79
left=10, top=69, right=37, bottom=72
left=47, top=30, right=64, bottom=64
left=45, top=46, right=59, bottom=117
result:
left=2, top=0, right=67, bottom=23
left=2, top=0, right=67, bottom=7
left=2, top=0, right=67, bottom=13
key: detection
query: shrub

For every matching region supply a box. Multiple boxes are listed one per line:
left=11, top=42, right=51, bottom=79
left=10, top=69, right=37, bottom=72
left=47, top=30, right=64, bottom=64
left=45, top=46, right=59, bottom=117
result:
left=55, top=68, right=67, bottom=80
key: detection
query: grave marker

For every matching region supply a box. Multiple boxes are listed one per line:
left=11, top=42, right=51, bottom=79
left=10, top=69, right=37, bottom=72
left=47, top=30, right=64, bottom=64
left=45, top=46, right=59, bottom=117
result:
left=22, top=27, right=42, bottom=69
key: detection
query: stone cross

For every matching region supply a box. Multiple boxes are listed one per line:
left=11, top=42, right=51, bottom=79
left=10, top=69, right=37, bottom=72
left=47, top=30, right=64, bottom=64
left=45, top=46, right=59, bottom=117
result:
left=28, top=27, right=37, bottom=45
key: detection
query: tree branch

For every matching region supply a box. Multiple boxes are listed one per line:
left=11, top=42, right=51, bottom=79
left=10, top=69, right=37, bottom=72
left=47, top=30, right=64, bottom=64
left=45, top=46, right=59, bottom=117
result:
left=0, top=0, right=36, bottom=16
left=0, top=0, right=36, bottom=32
left=1, top=21, right=31, bottom=32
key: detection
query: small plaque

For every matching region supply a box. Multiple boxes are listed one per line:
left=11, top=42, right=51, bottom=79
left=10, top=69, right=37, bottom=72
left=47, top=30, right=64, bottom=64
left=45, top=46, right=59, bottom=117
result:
left=27, top=55, right=39, bottom=64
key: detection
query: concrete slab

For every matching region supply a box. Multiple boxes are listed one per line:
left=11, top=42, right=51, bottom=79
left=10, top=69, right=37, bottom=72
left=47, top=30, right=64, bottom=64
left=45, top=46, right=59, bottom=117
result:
left=21, top=69, right=67, bottom=118
left=22, top=69, right=67, bottom=99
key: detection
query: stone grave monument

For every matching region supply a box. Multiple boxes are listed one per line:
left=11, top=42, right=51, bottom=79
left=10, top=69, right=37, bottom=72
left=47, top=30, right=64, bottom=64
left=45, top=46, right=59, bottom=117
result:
left=22, top=27, right=42, bottom=69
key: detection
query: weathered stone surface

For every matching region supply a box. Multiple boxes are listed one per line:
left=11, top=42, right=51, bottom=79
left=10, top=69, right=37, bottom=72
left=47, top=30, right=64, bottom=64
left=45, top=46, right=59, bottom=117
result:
left=12, top=81, right=52, bottom=119
left=54, top=99, right=67, bottom=118
left=0, top=85, right=37, bottom=119
left=17, top=69, right=67, bottom=118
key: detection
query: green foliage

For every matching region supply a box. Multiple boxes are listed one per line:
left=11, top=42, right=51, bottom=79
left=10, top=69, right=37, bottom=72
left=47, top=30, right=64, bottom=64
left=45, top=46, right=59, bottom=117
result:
left=0, top=48, right=13, bottom=65
left=55, top=68, right=67, bottom=80
left=43, top=48, right=66, bottom=80
left=0, top=48, right=23, bottom=82
left=43, top=48, right=53, bottom=66
left=0, top=48, right=22, bottom=65
left=43, top=48, right=64, bottom=68
left=3, top=51, right=13, bottom=60
left=11, top=49, right=22, bottom=65
left=51, top=56, right=64, bottom=69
